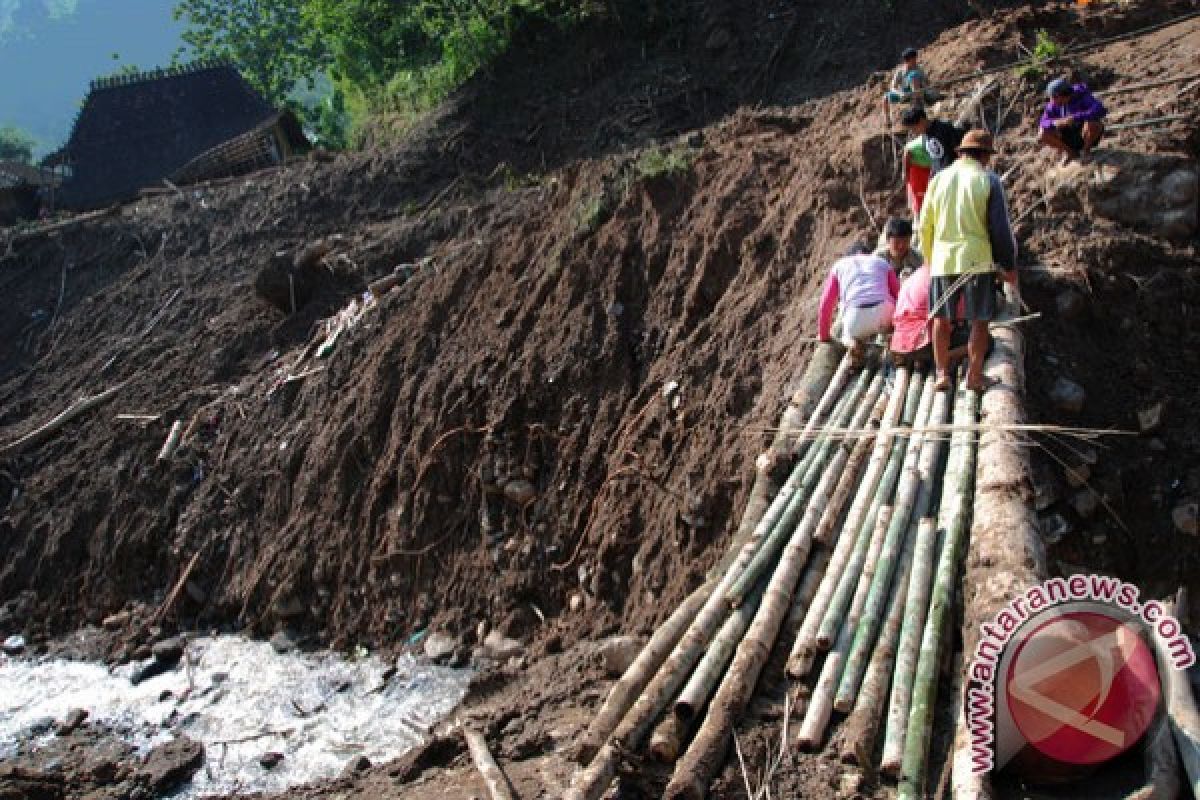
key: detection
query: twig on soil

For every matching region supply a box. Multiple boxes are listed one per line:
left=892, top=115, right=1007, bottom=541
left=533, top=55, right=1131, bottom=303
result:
left=211, top=728, right=294, bottom=746
left=149, top=550, right=202, bottom=626
left=115, top=413, right=161, bottom=422
left=0, top=381, right=128, bottom=455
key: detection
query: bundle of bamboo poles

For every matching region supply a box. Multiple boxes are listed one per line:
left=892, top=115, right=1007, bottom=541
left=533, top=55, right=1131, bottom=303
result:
left=563, top=341, right=987, bottom=800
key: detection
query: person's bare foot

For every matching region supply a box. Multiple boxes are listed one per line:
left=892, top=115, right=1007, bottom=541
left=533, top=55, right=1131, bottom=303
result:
left=934, top=370, right=952, bottom=391
left=966, top=374, right=1000, bottom=392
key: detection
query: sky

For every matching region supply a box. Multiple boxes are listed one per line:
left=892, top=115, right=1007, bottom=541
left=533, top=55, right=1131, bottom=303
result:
left=0, top=0, right=186, bottom=157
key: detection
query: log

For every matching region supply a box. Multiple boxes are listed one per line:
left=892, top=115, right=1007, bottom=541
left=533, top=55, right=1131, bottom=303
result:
left=0, top=382, right=128, bottom=455
left=899, top=385, right=985, bottom=799
left=463, top=727, right=516, bottom=800
left=837, top=383, right=949, bottom=710
left=880, top=517, right=939, bottom=772
left=157, top=420, right=184, bottom=462
left=788, top=367, right=913, bottom=677
left=945, top=318, right=1046, bottom=799
left=1161, top=589, right=1200, bottom=798
left=839, top=526, right=916, bottom=766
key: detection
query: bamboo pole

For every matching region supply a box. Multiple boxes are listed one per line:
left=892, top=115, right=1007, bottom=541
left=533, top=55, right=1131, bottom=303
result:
left=787, top=367, right=915, bottom=677
left=0, top=382, right=128, bottom=455
left=1109, top=114, right=1190, bottom=131
left=463, top=727, right=516, bottom=800
left=837, top=387, right=950, bottom=710
left=812, top=405, right=881, bottom=546
left=1098, top=70, right=1200, bottom=98
left=839, top=524, right=916, bottom=766
left=880, top=517, right=939, bottom=772
left=676, top=582, right=765, bottom=721
left=157, top=420, right=184, bottom=462
left=898, top=385, right=981, bottom=799
left=575, top=584, right=707, bottom=764
left=816, top=373, right=931, bottom=650
left=573, top=348, right=847, bottom=769
left=727, top=368, right=879, bottom=607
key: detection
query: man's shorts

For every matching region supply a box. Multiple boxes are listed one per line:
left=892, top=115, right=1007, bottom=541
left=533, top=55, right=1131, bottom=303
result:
left=841, top=301, right=896, bottom=346
left=1058, top=120, right=1104, bottom=152
left=929, top=273, right=998, bottom=322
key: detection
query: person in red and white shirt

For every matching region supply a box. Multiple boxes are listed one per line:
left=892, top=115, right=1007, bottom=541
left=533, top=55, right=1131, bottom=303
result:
left=817, top=243, right=900, bottom=363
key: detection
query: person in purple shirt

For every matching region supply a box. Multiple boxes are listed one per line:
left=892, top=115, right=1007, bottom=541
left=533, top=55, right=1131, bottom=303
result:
left=1039, top=77, right=1107, bottom=164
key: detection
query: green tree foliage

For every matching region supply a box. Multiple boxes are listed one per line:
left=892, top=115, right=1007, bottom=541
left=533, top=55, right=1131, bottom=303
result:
left=0, top=125, right=37, bottom=163
left=173, top=0, right=608, bottom=147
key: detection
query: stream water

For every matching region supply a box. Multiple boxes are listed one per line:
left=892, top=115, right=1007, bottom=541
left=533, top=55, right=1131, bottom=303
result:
left=0, top=635, right=471, bottom=797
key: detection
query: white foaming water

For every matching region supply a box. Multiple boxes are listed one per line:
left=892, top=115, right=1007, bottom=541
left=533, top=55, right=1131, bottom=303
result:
left=0, top=635, right=470, bottom=797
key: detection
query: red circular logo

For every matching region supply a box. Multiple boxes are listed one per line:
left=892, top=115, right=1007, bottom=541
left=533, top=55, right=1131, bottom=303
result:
left=1005, top=611, right=1160, bottom=765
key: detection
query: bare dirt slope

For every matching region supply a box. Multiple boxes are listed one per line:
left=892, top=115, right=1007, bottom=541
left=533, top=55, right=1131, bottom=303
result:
left=1, top=1, right=1198, bottom=799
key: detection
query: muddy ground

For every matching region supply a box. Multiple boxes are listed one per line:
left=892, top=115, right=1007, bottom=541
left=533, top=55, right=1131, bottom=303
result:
left=2, top=0, right=1199, bottom=798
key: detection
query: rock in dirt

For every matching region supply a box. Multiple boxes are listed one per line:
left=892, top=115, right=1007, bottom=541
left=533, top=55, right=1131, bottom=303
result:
left=57, top=708, right=89, bottom=735
left=259, top=751, right=284, bottom=770
left=151, top=637, right=185, bottom=666
left=482, top=631, right=524, bottom=661
left=1049, top=377, right=1086, bottom=414
left=502, top=479, right=536, bottom=506
left=1039, top=513, right=1072, bottom=545
left=1138, top=401, right=1166, bottom=433
left=1055, top=288, right=1088, bottom=321
left=2, top=634, right=24, bottom=655
left=1173, top=503, right=1198, bottom=536
left=596, top=635, right=645, bottom=677
left=136, top=736, right=204, bottom=795
left=423, top=631, right=457, bottom=663
left=131, top=658, right=176, bottom=686
left=270, top=630, right=297, bottom=654
left=1071, top=490, right=1099, bottom=519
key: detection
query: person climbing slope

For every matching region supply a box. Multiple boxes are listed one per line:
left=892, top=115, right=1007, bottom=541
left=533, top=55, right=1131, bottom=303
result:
left=817, top=243, right=900, bottom=365
left=874, top=216, right=923, bottom=279
left=884, top=47, right=932, bottom=117
left=889, top=261, right=970, bottom=367
left=900, top=108, right=967, bottom=216
left=1038, top=76, right=1107, bottom=164
left=918, top=129, right=1017, bottom=392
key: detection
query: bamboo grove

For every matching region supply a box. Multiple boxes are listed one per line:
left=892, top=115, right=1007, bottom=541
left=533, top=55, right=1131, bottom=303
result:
left=564, top=344, right=985, bottom=799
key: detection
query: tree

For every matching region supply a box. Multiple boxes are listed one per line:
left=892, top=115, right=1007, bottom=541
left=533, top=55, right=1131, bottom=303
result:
left=173, top=0, right=329, bottom=103
left=0, top=126, right=36, bottom=163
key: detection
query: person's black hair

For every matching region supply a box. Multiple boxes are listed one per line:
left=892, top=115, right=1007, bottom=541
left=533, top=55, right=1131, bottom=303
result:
left=845, top=242, right=870, bottom=257
left=902, top=47, right=918, bottom=60
left=900, top=107, right=927, bottom=126
left=884, top=217, right=913, bottom=238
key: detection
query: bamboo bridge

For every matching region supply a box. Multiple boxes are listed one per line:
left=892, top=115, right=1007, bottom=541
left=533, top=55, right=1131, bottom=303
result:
left=564, top=312, right=1043, bottom=800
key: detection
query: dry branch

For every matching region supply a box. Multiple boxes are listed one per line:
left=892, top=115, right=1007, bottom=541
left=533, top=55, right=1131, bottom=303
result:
left=0, top=382, right=128, bottom=455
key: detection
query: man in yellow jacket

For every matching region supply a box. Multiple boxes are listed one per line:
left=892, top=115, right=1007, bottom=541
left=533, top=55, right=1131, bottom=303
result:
left=919, top=129, right=1018, bottom=392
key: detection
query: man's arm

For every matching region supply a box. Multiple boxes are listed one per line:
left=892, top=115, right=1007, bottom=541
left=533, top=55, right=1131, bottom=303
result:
left=1038, top=104, right=1058, bottom=132
left=817, top=272, right=840, bottom=342
left=985, top=174, right=1018, bottom=273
